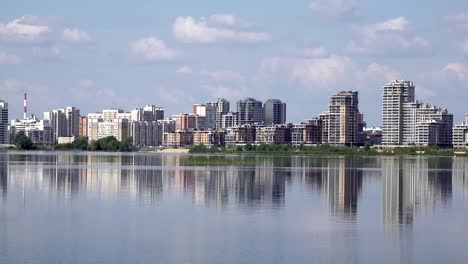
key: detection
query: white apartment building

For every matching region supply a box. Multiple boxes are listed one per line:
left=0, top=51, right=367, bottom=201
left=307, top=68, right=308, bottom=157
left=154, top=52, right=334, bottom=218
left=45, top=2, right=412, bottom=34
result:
left=382, top=80, right=415, bottom=145
left=221, top=112, right=238, bottom=129
left=10, top=118, right=53, bottom=144
left=0, top=100, right=8, bottom=144
left=382, top=80, right=453, bottom=147
left=453, top=115, right=468, bottom=149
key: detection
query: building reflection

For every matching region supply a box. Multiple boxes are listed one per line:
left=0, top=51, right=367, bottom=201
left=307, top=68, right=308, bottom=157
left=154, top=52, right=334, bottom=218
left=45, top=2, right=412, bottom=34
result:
left=0, top=154, right=7, bottom=200
left=453, top=157, right=468, bottom=200
left=295, top=156, right=364, bottom=221
left=381, top=157, right=453, bottom=226
left=1, top=153, right=457, bottom=219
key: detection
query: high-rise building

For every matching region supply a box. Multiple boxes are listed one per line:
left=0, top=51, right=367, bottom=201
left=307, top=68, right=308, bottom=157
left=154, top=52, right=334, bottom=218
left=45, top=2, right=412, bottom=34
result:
left=325, top=91, right=360, bottom=146
left=382, top=80, right=453, bottom=147
left=130, top=121, right=161, bottom=147
left=79, top=116, right=88, bottom=137
left=206, top=98, right=229, bottom=129
left=0, top=100, right=8, bottom=144
left=237, top=98, right=264, bottom=125
left=142, top=105, right=164, bottom=121
left=264, top=99, right=286, bottom=125
left=453, top=114, right=468, bottom=149
left=221, top=112, right=238, bottom=129
left=44, top=107, right=80, bottom=143
left=382, top=80, right=415, bottom=145
left=10, top=118, right=53, bottom=144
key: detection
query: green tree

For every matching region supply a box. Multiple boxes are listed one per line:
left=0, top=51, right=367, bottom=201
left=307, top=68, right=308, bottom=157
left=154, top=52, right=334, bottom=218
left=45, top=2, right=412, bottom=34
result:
left=15, top=131, right=35, bottom=150
left=72, top=137, right=89, bottom=150
left=119, top=137, right=133, bottom=152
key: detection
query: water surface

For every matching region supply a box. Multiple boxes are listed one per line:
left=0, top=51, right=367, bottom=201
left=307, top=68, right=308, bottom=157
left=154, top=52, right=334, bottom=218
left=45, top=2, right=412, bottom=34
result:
left=1, top=152, right=467, bottom=264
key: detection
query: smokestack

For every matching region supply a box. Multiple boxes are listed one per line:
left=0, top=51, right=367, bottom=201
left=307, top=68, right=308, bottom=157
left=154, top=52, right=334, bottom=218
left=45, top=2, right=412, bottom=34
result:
left=24, top=93, right=27, bottom=119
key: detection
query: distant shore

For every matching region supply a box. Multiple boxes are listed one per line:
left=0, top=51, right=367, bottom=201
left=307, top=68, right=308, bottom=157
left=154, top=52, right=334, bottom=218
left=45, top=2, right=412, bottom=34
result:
left=3, top=145, right=468, bottom=157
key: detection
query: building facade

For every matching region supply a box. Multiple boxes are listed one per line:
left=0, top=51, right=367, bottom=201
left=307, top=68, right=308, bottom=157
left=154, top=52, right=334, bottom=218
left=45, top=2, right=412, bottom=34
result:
left=237, top=98, right=264, bottom=125
left=130, top=121, right=161, bottom=147
left=10, top=118, right=53, bottom=144
left=221, top=112, right=238, bottom=129
left=381, top=80, right=453, bottom=147
left=264, top=99, right=286, bottom=125
left=0, top=100, right=8, bottom=144
left=326, top=91, right=360, bottom=146
left=382, top=80, right=415, bottom=145
left=256, top=125, right=290, bottom=144
left=453, top=115, right=468, bottom=149
left=44, top=107, right=80, bottom=143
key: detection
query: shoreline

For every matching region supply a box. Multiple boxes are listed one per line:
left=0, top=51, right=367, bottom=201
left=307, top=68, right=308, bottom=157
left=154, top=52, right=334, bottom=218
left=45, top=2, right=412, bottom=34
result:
left=2, top=147, right=467, bottom=157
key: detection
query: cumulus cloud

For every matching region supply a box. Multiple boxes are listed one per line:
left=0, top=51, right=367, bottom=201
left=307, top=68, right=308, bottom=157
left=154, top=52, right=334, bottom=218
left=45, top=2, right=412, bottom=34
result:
left=442, top=63, right=468, bottom=80
left=303, top=47, right=327, bottom=57
left=201, top=70, right=243, bottom=81
left=458, top=39, right=468, bottom=55
left=172, top=16, right=272, bottom=44
left=345, top=17, right=431, bottom=56
left=260, top=54, right=400, bottom=90
left=0, top=51, right=21, bottom=64
left=176, top=66, right=193, bottom=74
left=445, top=13, right=468, bottom=32
left=130, top=37, right=179, bottom=61
left=0, top=15, right=51, bottom=43
left=63, top=28, right=91, bottom=43
left=208, top=14, right=250, bottom=27
left=309, top=0, right=360, bottom=19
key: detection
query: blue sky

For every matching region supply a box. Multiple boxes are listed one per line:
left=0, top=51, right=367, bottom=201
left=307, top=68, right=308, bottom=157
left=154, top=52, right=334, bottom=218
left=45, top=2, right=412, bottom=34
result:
left=1, top=0, right=468, bottom=125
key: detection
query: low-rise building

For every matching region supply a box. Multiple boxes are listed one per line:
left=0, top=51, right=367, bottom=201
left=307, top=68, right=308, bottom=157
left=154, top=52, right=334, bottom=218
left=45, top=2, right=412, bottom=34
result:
left=291, top=122, right=322, bottom=147
left=10, top=118, right=53, bottom=144
left=164, top=131, right=194, bottom=147
left=193, top=130, right=225, bottom=146
left=225, top=125, right=257, bottom=146
left=256, top=125, right=290, bottom=145
left=453, top=115, right=468, bottom=149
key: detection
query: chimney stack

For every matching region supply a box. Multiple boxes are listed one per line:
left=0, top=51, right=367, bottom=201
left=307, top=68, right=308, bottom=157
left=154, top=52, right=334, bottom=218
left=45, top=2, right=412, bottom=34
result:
left=24, top=93, right=27, bottom=119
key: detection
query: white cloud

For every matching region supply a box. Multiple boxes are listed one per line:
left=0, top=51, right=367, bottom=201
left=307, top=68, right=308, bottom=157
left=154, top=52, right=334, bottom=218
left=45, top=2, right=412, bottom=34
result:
left=176, top=66, right=193, bottom=74
left=290, top=55, right=356, bottom=87
left=172, top=16, right=272, bottom=44
left=208, top=14, right=250, bottom=27
left=345, top=17, right=431, bottom=56
left=309, top=0, right=360, bottom=19
left=0, top=51, right=20, bottom=64
left=63, top=28, right=90, bottom=43
left=303, top=47, right=327, bottom=57
left=201, top=70, right=243, bottom=81
left=458, top=39, right=468, bottom=55
left=130, top=37, right=179, bottom=61
left=445, top=13, right=468, bottom=32
left=32, top=45, right=64, bottom=60
left=0, top=15, right=50, bottom=43
left=79, top=79, right=94, bottom=87
left=260, top=54, right=400, bottom=90
left=356, top=63, right=401, bottom=83
left=368, top=17, right=409, bottom=33
left=442, top=63, right=468, bottom=80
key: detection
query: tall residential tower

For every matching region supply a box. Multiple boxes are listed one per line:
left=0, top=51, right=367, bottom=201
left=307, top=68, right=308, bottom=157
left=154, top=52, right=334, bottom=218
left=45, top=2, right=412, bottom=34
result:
left=264, top=99, right=286, bottom=125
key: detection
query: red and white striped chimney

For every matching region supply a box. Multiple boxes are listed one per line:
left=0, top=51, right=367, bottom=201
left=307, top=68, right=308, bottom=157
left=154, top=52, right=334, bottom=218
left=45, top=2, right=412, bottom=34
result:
left=24, top=93, right=27, bottom=119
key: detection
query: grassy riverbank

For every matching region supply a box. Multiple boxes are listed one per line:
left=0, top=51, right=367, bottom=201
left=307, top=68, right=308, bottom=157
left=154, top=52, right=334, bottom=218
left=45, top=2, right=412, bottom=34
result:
left=188, top=144, right=466, bottom=156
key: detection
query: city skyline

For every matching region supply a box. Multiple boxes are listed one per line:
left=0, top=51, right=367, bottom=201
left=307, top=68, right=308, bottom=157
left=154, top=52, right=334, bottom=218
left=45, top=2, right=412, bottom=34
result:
left=1, top=1, right=468, bottom=125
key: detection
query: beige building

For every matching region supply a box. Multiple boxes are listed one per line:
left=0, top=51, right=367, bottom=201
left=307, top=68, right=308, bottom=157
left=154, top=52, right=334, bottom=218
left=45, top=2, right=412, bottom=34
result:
left=164, top=131, right=194, bottom=147
left=256, top=125, right=290, bottom=144
left=193, top=130, right=225, bottom=146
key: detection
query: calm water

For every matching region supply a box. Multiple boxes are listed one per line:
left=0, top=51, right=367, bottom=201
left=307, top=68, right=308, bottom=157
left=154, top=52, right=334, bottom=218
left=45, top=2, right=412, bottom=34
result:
left=1, top=152, right=468, bottom=264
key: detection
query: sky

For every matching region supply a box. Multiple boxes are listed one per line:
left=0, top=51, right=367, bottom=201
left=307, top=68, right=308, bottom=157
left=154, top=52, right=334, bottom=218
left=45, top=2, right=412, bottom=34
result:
left=1, top=0, right=468, bottom=125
